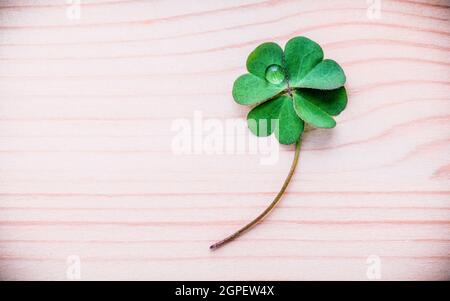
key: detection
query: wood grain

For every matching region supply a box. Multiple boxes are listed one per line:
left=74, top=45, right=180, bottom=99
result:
left=0, top=0, right=449, bottom=280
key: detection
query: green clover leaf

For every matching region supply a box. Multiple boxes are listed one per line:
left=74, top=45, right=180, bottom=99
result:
left=232, top=74, right=285, bottom=105
left=232, top=36, right=347, bottom=145
left=284, top=36, right=324, bottom=85
left=246, top=42, right=284, bottom=79
left=211, top=36, right=348, bottom=250
left=247, top=95, right=305, bottom=145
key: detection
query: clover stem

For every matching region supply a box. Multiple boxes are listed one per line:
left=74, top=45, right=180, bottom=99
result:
left=210, top=139, right=302, bottom=250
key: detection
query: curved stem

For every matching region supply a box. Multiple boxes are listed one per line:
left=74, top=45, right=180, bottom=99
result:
left=210, top=140, right=302, bottom=250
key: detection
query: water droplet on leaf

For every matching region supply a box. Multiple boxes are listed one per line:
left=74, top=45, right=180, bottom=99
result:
left=265, top=64, right=285, bottom=85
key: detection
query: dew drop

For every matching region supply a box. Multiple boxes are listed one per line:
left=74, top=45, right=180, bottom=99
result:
left=265, top=64, right=285, bottom=85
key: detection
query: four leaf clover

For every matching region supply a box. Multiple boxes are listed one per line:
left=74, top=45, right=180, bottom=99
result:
left=210, top=37, right=348, bottom=250
left=232, top=36, right=348, bottom=145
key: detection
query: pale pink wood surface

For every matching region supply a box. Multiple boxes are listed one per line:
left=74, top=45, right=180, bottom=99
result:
left=0, top=0, right=449, bottom=280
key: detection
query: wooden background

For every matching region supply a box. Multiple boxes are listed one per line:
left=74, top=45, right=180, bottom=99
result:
left=0, top=0, right=449, bottom=280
